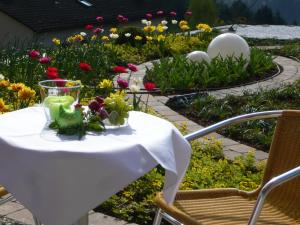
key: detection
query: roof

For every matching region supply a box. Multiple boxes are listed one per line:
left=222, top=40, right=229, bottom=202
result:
left=0, top=0, right=183, bottom=33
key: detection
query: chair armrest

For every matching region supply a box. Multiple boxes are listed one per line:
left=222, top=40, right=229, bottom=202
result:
left=184, top=110, right=283, bottom=141
left=248, top=166, right=300, bottom=225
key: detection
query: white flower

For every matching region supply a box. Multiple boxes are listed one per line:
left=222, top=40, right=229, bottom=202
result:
left=132, top=77, right=141, bottom=85
left=163, top=26, right=168, bottom=31
left=161, top=20, right=168, bottom=25
left=109, top=33, right=119, bottom=39
left=125, top=33, right=131, bottom=37
left=141, top=19, right=147, bottom=25
left=146, top=20, right=152, bottom=26
left=171, top=20, right=178, bottom=25
left=80, top=32, right=87, bottom=37
left=0, top=74, right=4, bottom=80
left=129, top=84, right=140, bottom=93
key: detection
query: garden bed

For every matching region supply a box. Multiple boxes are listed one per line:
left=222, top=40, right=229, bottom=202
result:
left=168, top=81, right=300, bottom=152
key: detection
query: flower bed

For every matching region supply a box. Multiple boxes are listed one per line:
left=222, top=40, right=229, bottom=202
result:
left=169, top=81, right=300, bottom=152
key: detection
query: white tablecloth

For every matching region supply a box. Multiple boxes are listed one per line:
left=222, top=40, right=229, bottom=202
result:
left=0, top=107, right=191, bottom=225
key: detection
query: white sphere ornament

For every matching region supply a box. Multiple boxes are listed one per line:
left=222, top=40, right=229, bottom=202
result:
left=207, top=33, right=250, bottom=62
left=186, top=51, right=210, bottom=63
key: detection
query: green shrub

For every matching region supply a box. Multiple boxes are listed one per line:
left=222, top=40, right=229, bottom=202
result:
left=145, top=48, right=276, bottom=93
left=178, top=81, right=300, bottom=152
left=96, top=137, right=263, bottom=224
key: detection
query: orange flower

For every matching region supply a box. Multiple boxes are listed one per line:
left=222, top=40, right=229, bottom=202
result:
left=0, top=98, right=7, bottom=113
left=9, top=83, right=25, bottom=91
left=18, top=87, right=36, bottom=100
left=0, top=80, right=10, bottom=87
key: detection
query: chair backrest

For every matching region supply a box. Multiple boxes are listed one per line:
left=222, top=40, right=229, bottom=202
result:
left=262, top=110, right=300, bottom=219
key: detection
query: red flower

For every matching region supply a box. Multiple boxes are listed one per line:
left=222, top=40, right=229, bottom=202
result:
left=145, top=13, right=152, bottom=19
left=96, top=16, right=104, bottom=23
left=112, top=66, right=128, bottom=73
left=79, top=62, right=92, bottom=71
left=117, top=78, right=129, bottom=89
left=127, top=63, right=138, bottom=72
left=46, top=67, right=59, bottom=79
left=157, top=10, right=164, bottom=16
left=29, top=50, right=40, bottom=59
left=185, top=11, right=192, bottom=16
left=144, top=82, right=156, bottom=91
left=39, top=56, right=51, bottom=64
left=169, top=11, right=177, bottom=17
left=54, top=78, right=66, bottom=87
left=93, top=28, right=103, bottom=34
left=85, top=24, right=94, bottom=30
left=116, top=15, right=128, bottom=23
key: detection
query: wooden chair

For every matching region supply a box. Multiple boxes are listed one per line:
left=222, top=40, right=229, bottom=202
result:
left=153, top=110, right=300, bottom=225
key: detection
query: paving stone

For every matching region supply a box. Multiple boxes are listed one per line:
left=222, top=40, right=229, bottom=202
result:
left=0, top=201, right=24, bottom=216
left=223, top=150, right=242, bottom=161
left=154, top=109, right=179, bottom=116
left=6, top=209, right=33, bottom=225
left=228, top=144, right=255, bottom=154
left=164, top=114, right=188, bottom=122
left=89, top=212, right=137, bottom=225
left=255, top=150, right=269, bottom=161
left=219, top=138, right=240, bottom=147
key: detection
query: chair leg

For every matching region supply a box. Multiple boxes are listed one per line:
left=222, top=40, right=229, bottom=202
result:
left=153, top=209, right=163, bottom=225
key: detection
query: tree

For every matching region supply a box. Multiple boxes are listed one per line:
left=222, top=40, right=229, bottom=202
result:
left=254, top=5, right=274, bottom=24
left=229, top=0, right=252, bottom=24
left=188, top=0, right=218, bottom=26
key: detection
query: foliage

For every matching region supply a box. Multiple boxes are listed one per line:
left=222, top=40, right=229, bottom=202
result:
left=270, top=42, right=300, bottom=60
left=188, top=0, right=218, bottom=26
left=145, top=48, right=275, bottom=93
left=96, top=136, right=264, bottom=224
left=179, top=81, right=300, bottom=152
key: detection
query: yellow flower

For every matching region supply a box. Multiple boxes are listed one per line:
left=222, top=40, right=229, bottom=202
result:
left=0, top=98, right=7, bottom=113
left=18, top=86, right=36, bottom=100
left=146, top=36, right=153, bottom=41
left=110, top=27, right=117, bottom=33
left=9, top=83, right=25, bottom=92
left=74, top=34, right=84, bottom=42
left=66, top=80, right=81, bottom=87
left=0, top=80, right=10, bottom=88
left=52, top=38, right=61, bottom=46
left=179, top=20, right=188, bottom=27
left=67, top=36, right=76, bottom=43
left=101, top=36, right=109, bottom=42
left=99, top=79, right=113, bottom=89
left=143, top=26, right=156, bottom=33
left=180, top=24, right=190, bottom=31
left=91, top=35, right=97, bottom=41
left=157, top=35, right=166, bottom=42
left=196, top=23, right=212, bottom=32
left=135, top=35, right=143, bottom=41
left=156, top=25, right=165, bottom=33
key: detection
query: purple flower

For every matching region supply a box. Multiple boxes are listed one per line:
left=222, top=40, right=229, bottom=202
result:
left=95, top=96, right=104, bottom=105
left=98, top=107, right=109, bottom=119
left=88, top=100, right=101, bottom=112
left=39, top=56, right=51, bottom=64
left=117, top=78, right=128, bottom=89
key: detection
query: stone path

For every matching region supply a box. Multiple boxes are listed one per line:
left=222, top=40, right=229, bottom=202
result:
left=2, top=56, right=300, bottom=225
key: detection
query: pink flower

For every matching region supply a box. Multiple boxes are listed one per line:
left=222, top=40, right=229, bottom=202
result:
left=145, top=13, right=152, bottom=19
left=96, top=16, right=104, bottom=23
left=169, top=11, right=177, bottom=17
left=144, top=82, right=156, bottom=91
left=185, top=11, right=192, bottom=16
left=157, top=10, right=164, bottom=16
left=29, top=50, right=40, bottom=59
left=117, top=78, right=128, bottom=89
left=93, top=28, right=104, bottom=34
left=127, top=63, right=138, bottom=72
left=79, top=62, right=92, bottom=71
left=116, top=15, right=128, bottom=23
left=39, top=56, right=51, bottom=64
left=85, top=24, right=94, bottom=30
left=113, top=66, right=128, bottom=73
